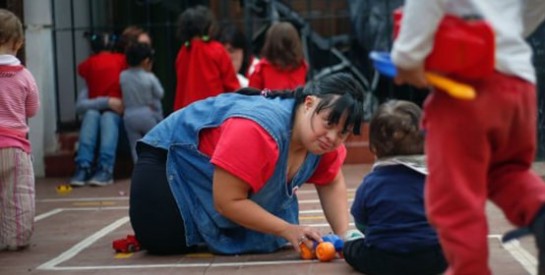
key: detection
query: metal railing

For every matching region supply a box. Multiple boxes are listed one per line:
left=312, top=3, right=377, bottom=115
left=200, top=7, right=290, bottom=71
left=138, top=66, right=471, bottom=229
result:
left=48, top=0, right=545, bottom=158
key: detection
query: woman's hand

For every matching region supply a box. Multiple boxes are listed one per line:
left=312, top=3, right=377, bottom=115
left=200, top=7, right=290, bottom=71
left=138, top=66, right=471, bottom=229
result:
left=276, top=224, right=323, bottom=253
left=214, top=167, right=321, bottom=252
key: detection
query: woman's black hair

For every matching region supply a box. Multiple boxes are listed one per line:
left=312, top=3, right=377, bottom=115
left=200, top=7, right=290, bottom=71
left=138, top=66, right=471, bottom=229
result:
left=237, top=73, right=365, bottom=135
left=216, top=22, right=250, bottom=75
left=125, top=42, right=154, bottom=67
left=177, top=5, right=217, bottom=46
left=368, top=100, right=424, bottom=158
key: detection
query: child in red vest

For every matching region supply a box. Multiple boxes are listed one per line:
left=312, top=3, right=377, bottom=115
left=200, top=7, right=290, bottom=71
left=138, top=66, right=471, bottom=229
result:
left=391, top=1, right=545, bottom=274
left=173, top=6, right=240, bottom=110
left=70, top=32, right=126, bottom=187
left=249, top=22, right=307, bottom=90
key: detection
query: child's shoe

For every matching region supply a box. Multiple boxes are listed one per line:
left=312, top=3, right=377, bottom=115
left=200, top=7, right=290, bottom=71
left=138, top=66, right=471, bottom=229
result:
left=503, top=206, right=545, bottom=275
left=70, top=165, right=92, bottom=187
left=88, top=167, right=113, bottom=186
left=531, top=206, right=545, bottom=275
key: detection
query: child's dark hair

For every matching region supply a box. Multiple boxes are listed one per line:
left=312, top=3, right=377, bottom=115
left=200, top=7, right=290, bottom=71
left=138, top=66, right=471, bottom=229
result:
left=84, top=32, right=113, bottom=53
left=115, top=25, right=148, bottom=52
left=0, top=9, right=23, bottom=46
left=125, top=42, right=154, bottom=67
left=216, top=22, right=249, bottom=75
left=261, top=21, right=304, bottom=70
left=237, top=73, right=365, bottom=135
left=177, top=5, right=217, bottom=46
left=369, top=100, right=424, bottom=158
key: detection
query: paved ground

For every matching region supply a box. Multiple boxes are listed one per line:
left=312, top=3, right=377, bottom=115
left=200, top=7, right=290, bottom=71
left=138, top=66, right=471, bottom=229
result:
left=1, top=163, right=544, bottom=275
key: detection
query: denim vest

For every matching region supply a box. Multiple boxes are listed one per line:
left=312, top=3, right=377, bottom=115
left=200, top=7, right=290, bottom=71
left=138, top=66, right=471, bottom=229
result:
left=141, top=93, right=321, bottom=254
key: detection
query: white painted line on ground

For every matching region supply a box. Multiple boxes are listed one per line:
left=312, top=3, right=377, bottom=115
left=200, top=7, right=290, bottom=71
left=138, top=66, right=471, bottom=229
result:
left=35, top=234, right=534, bottom=271
left=33, top=207, right=538, bottom=272
left=34, top=208, right=64, bottom=222
left=37, top=188, right=357, bottom=203
left=37, top=196, right=351, bottom=205
left=35, top=260, right=317, bottom=271
left=296, top=188, right=356, bottom=195
left=496, top=236, right=536, bottom=275
left=61, top=206, right=129, bottom=211
left=38, top=197, right=129, bottom=203
left=34, top=207, right=129, bottom=222
left=306, top=223, right=355, bottom=228
left=37, top=217, right=130, bottom=271
left=33, top=207, right=332, bottom=223
left=299, top=199, right=353, bottom=204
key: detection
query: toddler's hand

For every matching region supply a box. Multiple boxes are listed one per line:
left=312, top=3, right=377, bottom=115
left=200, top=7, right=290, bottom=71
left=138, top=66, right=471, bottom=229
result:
left=394, top=64, right=428, bottom=89
left=108, top=98, right=124, bottom=114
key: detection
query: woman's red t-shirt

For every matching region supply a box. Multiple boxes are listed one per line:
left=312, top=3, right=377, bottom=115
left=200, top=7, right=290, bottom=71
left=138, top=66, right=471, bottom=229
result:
left=198, top=117, right=346, bottom=192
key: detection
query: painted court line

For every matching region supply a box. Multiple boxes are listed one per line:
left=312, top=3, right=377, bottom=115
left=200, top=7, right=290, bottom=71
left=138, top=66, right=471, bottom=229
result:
left=38, top=234, right=535, bottom=271
left=497, top=236, right=537, bottom=275
left=37, top=217, right=130, bottom=271
left=33, top=207, right=338, bottom=225
left=38, top=260, right=313, bottom=271
left=36, top=188, right=358, bottom=203
left=34, top=201, right=537, bottom=273
left=35, top=208, right=64, bottom=222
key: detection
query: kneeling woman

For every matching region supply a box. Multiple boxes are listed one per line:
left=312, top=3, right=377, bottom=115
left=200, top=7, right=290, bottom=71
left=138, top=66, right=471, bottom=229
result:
left=129, top=73, right=365, bottom=255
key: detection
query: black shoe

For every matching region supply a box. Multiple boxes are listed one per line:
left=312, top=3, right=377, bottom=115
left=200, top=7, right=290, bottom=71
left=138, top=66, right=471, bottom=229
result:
left=505, top=206, right=545, bottom=275
left=531, top=206, right=545, bottom=275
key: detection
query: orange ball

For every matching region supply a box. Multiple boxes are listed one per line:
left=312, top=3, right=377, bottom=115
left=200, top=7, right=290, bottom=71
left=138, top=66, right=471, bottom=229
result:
left=316, top=242, right=336, bottom=262
left=299, top=242, right=315, bottom=260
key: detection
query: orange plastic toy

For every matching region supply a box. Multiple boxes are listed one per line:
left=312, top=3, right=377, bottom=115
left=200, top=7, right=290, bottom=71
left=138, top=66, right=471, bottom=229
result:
left=300, top=242, right=315, bottom=260
left=315, top=242, right=336, bottom=262
left=299, top=234, right=343, bottom=262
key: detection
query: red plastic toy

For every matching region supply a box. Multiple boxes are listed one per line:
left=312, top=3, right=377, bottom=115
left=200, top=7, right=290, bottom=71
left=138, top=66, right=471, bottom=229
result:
left=112, top=235, right=141, bottom=253
left=393, top=8, right=495, bottom=80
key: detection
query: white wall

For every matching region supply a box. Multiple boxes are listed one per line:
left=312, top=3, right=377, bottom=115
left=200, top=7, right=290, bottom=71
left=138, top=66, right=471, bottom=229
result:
left=24, top=0, right=58, bottom=177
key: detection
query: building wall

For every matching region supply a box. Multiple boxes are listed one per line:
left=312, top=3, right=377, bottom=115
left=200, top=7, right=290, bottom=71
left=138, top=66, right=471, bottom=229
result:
left=24, top=0, right=57, bottom=177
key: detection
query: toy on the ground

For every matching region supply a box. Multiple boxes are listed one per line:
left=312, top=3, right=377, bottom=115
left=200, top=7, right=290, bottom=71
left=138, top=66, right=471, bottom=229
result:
left=56, top=184, right=72, bottom=195
left=299, top=234, right=344, bottom=262
left=112, top=235, right=141, bottom=253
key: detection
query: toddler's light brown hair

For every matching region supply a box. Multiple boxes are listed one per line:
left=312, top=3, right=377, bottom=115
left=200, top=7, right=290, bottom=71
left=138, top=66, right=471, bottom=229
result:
left=369, top=100, right=424, bottom=158
left=0, top=9, right=23, bottom=46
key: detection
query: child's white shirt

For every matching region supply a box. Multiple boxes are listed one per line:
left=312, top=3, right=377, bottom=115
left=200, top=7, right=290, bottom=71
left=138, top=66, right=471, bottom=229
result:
left=391, top=0, right=545, bottom=84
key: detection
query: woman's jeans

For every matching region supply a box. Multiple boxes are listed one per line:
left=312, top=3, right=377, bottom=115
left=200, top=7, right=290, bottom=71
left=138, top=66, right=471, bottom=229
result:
left=75, top=110, right=121, bottom=171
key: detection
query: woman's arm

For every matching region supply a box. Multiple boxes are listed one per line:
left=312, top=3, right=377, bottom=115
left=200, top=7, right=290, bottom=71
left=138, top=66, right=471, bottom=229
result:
left=315, top=170, right=349, bottom=237
left=75, top=87, right=110, bottom=114
left=213, top=167, right=322, bottom=252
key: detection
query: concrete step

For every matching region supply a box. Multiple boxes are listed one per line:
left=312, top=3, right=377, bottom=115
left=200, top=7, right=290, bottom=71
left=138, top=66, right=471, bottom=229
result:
left=44, top=150, right=133, bottom=179
left=44, top=131, right=134, bottom=179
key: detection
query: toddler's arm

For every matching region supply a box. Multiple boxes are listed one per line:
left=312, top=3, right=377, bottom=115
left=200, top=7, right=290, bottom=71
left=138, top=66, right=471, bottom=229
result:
left=25, top=71, right=40, bottom=118
left=150, top=73, right=164, bottom=99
